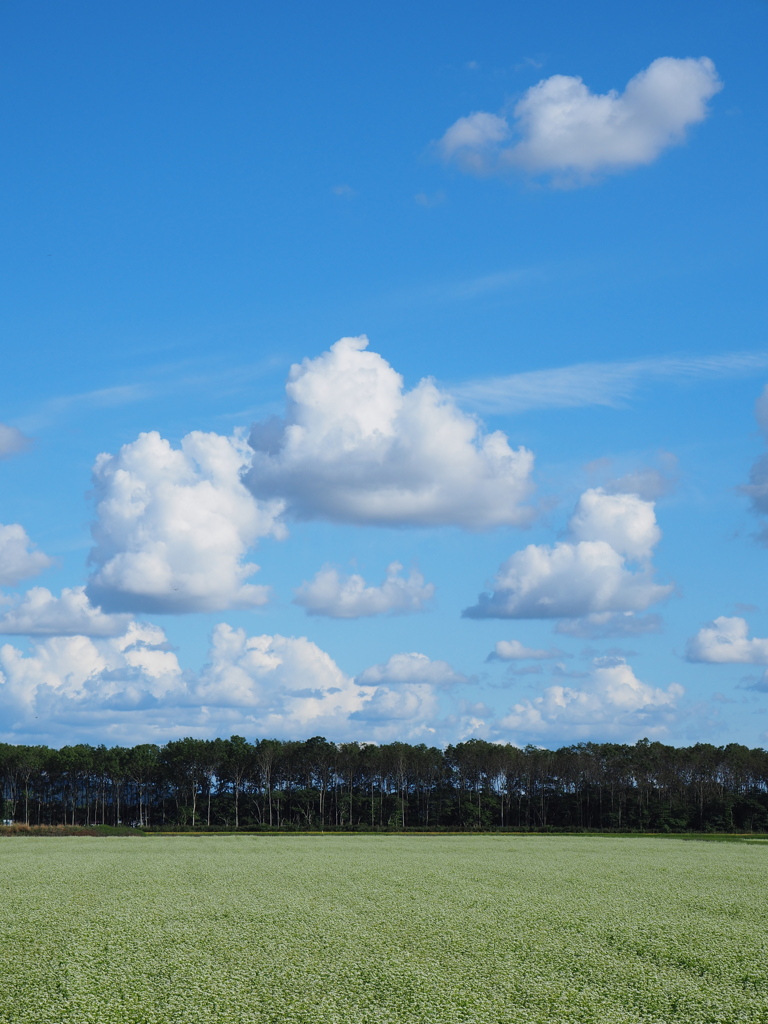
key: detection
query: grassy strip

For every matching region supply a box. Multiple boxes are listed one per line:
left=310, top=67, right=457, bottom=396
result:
left=141, top=829, right=761, bottom=843
left=2, top=824, right=763, bottom=840
left=0, top=823, right=145, bottom=837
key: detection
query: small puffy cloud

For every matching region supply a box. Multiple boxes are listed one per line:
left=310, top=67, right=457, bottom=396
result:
left=464, top=487, right=672, bottom=620
left=488, top=640, right=563, bottom=661
left=502, top=664, right=544, bottom=678
left=552, top=663, right=590, bottom=679
left=357, top=651, right=467, bottom=688
left=603, top=453, right=680, bottom=501
left=755, top=384, right=768, bottom=435
left=245, top=336, right=535, bottom=529
left=352, top=652, right=466, bottom=731
left=744, top=456, right=768, bottom=525
left=741, top=674, right=768, bottom=694
left=742, top=385, right=768, bottom=542
left=0, top=424, right=31, bottom=459
left=414, top=190, right=446, bottom=208
left=499, top=660, right=684, bottom=741
left=439, top=57, right=721, bottom=183
left=0, top=586, right=131, bottom=637
left=0, top=523, right=52, bottom=586
left=440, top=111, right=511, bottom=173
left=568, top=488, right=660, bottom=560
left=294, top=562, right=434, bottom=618
left=86, top=430, right=285, bottom=614
left=466, top=542, right=666, bottom=619
left=555, top=612, right=663, bottom=639
left=686, top=616, right=768, bottom=664
left=350, top=683, right=439, bottom=725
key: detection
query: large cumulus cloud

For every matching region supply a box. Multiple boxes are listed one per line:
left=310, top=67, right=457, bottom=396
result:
left=86, top=430, right=285, bottom=613
left=245, top=336, right=535, bottom=528
left=464, top=487, right=672, bottom=620
left=439, top=56, right=721, bottom=184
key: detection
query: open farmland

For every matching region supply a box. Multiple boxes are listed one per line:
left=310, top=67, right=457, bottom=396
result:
left=1, top=836, right=767, bottom=1024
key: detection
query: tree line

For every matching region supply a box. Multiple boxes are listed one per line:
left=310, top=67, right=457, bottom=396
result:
left=2, top=736, right=768, bottom=833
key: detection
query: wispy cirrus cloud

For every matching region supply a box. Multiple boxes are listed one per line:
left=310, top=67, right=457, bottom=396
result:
left=451, top=351, right=768, bottom=415
left=16, top=358, right=284, bottom=432
left=17, top=383, right=154, bottom=432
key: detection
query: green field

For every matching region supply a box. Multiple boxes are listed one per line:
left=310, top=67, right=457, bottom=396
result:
left=1, top=836, right=767, bottom=1024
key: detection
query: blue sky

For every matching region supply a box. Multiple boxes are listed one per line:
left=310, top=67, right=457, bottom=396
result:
left=1, top=0, right=768, bottom=748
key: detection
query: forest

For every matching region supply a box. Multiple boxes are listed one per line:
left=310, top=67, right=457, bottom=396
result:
left=2, top=736, right=768, bottom=833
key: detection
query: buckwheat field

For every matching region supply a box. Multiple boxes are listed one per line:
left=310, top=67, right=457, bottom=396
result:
left=2, top=835, right=767, bottom=1024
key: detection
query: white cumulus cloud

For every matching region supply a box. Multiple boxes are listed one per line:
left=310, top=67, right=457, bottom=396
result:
left=489, top=639, right=564, bottom=661
left=294, top=562, right=435, bottom=618
left=245, top=336, right=535, bottom=529
left=352, top=652, right=465, bottom=730
left=0, top=586, right=131, bottom=636
left=0, top=622, right=183, bottom=725
left=686, top=616, right=768, bottom=664
left=464, top=487, right=672, bottom=620
left=499, top=660, right=684, bottom=741
left=194, top=625, right=366, bottom=727
left=555, top=612, right=663, bottom=639
left=439, top=56, right=721, bottom=183
left=0, top=623, right=363, bottom=742
left=568, top=488, right=660, bottom=560
left=0, top=620, right=464, bottom=744
left=0, top=523, right=52, bottom=586
left=350, top=684, right=439, bottom=725
left=86, top=430, right=285, bottom=614
left=196, top=631, right=456, bottom=741
left=357, top=651, right=467, bottom=688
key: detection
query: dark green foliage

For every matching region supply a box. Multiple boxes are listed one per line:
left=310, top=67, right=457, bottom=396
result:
left=1, top=736, right=767, bottom=833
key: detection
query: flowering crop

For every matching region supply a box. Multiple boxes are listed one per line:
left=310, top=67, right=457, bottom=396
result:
left=1, top=835, right=766, bottom=1023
